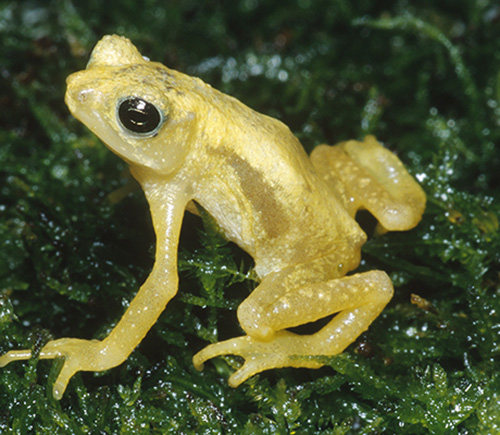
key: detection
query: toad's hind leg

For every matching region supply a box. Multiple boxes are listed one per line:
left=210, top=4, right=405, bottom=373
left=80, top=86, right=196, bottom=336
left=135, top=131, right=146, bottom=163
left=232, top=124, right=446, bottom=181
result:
left=310, top=135, right=426, bottom=232
left=193, top=270, right=393, bottom=387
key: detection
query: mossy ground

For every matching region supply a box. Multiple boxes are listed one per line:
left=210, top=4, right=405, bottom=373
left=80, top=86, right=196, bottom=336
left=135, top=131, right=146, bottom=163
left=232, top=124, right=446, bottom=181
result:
left=1, top=1, right=500, bottom=433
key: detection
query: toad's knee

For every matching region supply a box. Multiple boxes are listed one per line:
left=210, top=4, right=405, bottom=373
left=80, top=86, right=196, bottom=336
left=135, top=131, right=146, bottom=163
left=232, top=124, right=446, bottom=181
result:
left=237, top=299, right=275, bottom=341
left=368, top=270, right=394, bottom=304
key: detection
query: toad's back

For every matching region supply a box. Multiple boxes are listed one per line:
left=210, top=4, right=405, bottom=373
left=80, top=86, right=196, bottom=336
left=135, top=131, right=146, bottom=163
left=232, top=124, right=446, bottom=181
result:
left=185, top=89, right=367, bottom=276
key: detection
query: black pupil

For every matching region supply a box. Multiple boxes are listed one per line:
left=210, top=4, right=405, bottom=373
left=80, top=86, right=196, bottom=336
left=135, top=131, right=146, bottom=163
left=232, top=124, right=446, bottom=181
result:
left=118, top=98, right=161, bottom=134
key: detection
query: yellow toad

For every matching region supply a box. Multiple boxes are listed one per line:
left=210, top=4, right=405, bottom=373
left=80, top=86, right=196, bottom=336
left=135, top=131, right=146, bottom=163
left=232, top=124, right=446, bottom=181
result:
left=0, top=35, right=426, bottom=399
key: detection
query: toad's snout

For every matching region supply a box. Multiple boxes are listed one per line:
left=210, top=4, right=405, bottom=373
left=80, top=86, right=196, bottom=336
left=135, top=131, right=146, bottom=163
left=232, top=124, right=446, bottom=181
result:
left=65, top=72, right=99, bottom=119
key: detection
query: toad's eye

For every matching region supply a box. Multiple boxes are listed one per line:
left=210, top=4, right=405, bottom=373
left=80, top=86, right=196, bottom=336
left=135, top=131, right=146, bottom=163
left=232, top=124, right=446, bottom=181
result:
left=118, top=98, right=162, bottom=135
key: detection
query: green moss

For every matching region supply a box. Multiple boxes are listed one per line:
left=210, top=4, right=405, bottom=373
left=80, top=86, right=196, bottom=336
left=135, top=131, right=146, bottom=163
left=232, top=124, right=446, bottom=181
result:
left=1, top=0, right=500, bottom=433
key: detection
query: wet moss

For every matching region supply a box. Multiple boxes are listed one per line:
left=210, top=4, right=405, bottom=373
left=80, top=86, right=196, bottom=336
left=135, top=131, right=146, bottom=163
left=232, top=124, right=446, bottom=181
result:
left=1, top=0, right=500, bottom=433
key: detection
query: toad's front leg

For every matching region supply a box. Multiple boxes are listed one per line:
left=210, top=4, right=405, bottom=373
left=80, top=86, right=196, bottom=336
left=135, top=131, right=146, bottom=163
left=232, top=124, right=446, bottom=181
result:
left=0, top=181, right=189, bottom=399
left=1, top=338, right=114, bottom=400
left=1, top=264, right=180, bottom=400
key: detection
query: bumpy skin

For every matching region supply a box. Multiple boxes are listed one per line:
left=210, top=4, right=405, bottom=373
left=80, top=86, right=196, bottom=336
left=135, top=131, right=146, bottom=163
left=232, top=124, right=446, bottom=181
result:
left=0, top=35, right=426, bottom=399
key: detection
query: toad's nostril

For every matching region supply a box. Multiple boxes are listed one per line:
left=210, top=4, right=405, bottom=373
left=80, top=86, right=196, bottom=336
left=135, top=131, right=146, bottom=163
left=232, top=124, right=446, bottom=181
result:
left=77, top=88, right=94, bottom=103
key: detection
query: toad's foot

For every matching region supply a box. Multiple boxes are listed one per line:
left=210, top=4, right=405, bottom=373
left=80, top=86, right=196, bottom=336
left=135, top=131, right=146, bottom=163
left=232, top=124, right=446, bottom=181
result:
left=192, top=332, right=323, bottom=387
left=0, top=338, right=121, bottom=400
